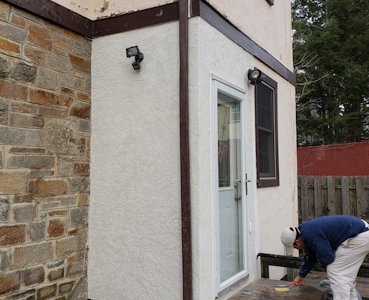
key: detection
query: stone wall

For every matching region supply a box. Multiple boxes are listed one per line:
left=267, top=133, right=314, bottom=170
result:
left=0, top=1, right=91, bottom=299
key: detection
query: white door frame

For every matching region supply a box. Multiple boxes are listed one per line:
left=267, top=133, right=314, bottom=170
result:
left=212, top=78, right=249, bottom=295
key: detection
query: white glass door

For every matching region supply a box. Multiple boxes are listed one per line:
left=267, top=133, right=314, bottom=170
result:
left=214, top=80, right=247, bottom=290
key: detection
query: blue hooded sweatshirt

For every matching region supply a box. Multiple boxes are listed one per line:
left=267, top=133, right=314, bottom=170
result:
left=298, top=215, right=367, bottom=278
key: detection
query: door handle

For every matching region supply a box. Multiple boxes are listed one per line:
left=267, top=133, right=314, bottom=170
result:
left=245, top=173, right=251, bottom=195
left=234, top=179, right=241, bottom=201
left=234, top=179, right=241, bottom=188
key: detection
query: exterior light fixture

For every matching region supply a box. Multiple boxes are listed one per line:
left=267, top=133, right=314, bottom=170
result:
left=126, top=46, right=144, bottom=70
left=247, top=68, right=265, bottom=85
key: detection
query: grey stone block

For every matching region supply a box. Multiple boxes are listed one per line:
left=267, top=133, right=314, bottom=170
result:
left=69, top=177, right=89, bottom=193
left=10, top=61, right=37, bottom=83
left=46, top=121, right=79, bottom=155
left=7, top=155, right=54, bottom=169
left=79, top=120, right=90, bottom=132
left=48, top=268, right=64, bottom=281
left=25, top=129, right=45, bottom=147
left=28, top=221, right=46, bottom=242
left=13, top=204, right=34, bottom=222
left=24, top=266, right=45, bottom=286
left=0, top=22, right=27, bottom=43
left=69, top=207, right=88, bottom=227
left=0, top=251, right=8, bottom=271
left=68, top=276, right=87, bottom=300
left=36, top=67, right=59, bottom=90
left=10, top=113, right=44, bottom=128
left=0, top=127, right=26, bottom=145
left=0, top=55, right=10, bottom=78
left=59, top=281, right=73, bottom=294
left=0, top=99, right=8, bottom=125
left=0, top=198, right=9, bottom=222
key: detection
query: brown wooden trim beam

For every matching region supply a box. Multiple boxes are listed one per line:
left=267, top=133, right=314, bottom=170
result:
left=3, top=0, right=295, bottom=85
left=190, top=0, right=200, bottom=17
left=179, top=0, right=193, bottom=299
left=92, top=2, right=179, bottom=38
left=3, top=0, right=92, bottom=38
left=196, top=0, right=295, bottom=85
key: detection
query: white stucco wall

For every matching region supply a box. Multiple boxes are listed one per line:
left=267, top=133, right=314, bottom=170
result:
left=89, top=22, right=182, bottom=300
left=89, top=4, right=295, bottom=300
left=51, top=0, right=292, bottom=71
left=206, top=0, right=293, bottom=70
left=253, top=60, right=298, bottom=278
left=188, top=17, right=256, bottom=300
left=189, top=17, right=296, bottom=299
left=189, top=16, right=296, bottom=297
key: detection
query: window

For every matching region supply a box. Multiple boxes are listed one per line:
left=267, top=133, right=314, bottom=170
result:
left=255, top=74, right=279, bottom=187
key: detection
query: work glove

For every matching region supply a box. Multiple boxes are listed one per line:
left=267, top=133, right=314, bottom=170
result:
left=290, top=280, right=305, bottom=286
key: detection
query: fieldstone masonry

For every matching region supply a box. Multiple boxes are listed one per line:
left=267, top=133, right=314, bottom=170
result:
left=0, top=1, right=91, bottom=299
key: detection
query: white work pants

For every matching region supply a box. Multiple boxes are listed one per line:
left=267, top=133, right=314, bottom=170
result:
left=327, top=230, right=369, bottom=300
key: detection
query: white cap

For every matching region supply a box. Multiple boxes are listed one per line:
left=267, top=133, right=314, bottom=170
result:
left=280, top=227, right=299, bottom=247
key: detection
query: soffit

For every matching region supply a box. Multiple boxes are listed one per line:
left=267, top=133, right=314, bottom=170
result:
left=51, top=0, right=176, bottom=20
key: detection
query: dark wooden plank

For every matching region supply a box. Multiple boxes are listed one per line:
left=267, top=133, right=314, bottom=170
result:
left=341, top=176, right=350, bottom=215
left=301, top=176, right=309, bottom=221
left=327, top=176, right=336, bottom=215
left=307, top=176, right=315, bottom=219
left=298, top=177, right=302, bottom=222
left=321, top=176, right=329, bottom=215
left=314, top=177, right=322, bottom=218
left=335, top=177, right=343, bottom=214
left=356, top=176, right=365, bottom=217
left=362, top=176, right=369, bottom=219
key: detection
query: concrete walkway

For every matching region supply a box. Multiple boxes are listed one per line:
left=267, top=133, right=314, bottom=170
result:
left=303, top=271, right=369, bottom=299
left=228, top=278, right=327, bottom=299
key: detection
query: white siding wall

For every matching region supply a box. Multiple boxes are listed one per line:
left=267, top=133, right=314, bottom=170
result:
left=89, top=23, right=182, bottom=300
left=89, top=16, right=296, bottom=300
left=254, top=58, right=298, bottom=278
left=52, top=0, right=292, bottom=72
left=85, top=1, right=295, bottom=299
left=207, top=0, right=294, bottom=70
left=189, top=17, right=256, bottom=299
left=189, top=17, right=297, bottom=298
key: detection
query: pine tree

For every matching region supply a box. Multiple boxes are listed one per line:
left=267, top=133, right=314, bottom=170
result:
left=293, top=0, right=369, bottom=146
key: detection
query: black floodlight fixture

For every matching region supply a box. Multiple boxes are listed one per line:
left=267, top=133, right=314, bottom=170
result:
left=126, top=46, right=144, bottom=70
left=247, top=68, right=265, bottom=85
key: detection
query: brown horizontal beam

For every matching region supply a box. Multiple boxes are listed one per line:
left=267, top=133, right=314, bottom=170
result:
left=4, top=0, right=295, bottom=86
left=92, top=2, right=179, bottom=38
left=3, top=0, right=92, bottom=38
left=194, top=0, right=296, bottom=85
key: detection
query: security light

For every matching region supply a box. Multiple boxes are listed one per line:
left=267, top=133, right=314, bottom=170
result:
left=126, top=46, right=144, bottom=70
left=247, top=68, right=265, bottom=85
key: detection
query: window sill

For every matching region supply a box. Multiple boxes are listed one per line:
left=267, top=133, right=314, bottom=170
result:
left=257, top=178, right=279, bottom=188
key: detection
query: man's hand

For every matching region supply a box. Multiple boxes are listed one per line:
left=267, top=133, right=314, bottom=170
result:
left=289, top=275, right=305, bottom=286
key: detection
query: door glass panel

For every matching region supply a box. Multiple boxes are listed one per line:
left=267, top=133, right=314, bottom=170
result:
left=217, top=91, right=244, bottom=283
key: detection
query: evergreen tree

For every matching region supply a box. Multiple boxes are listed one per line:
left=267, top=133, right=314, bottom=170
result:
left=293, top=0, right=369, bottom=146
